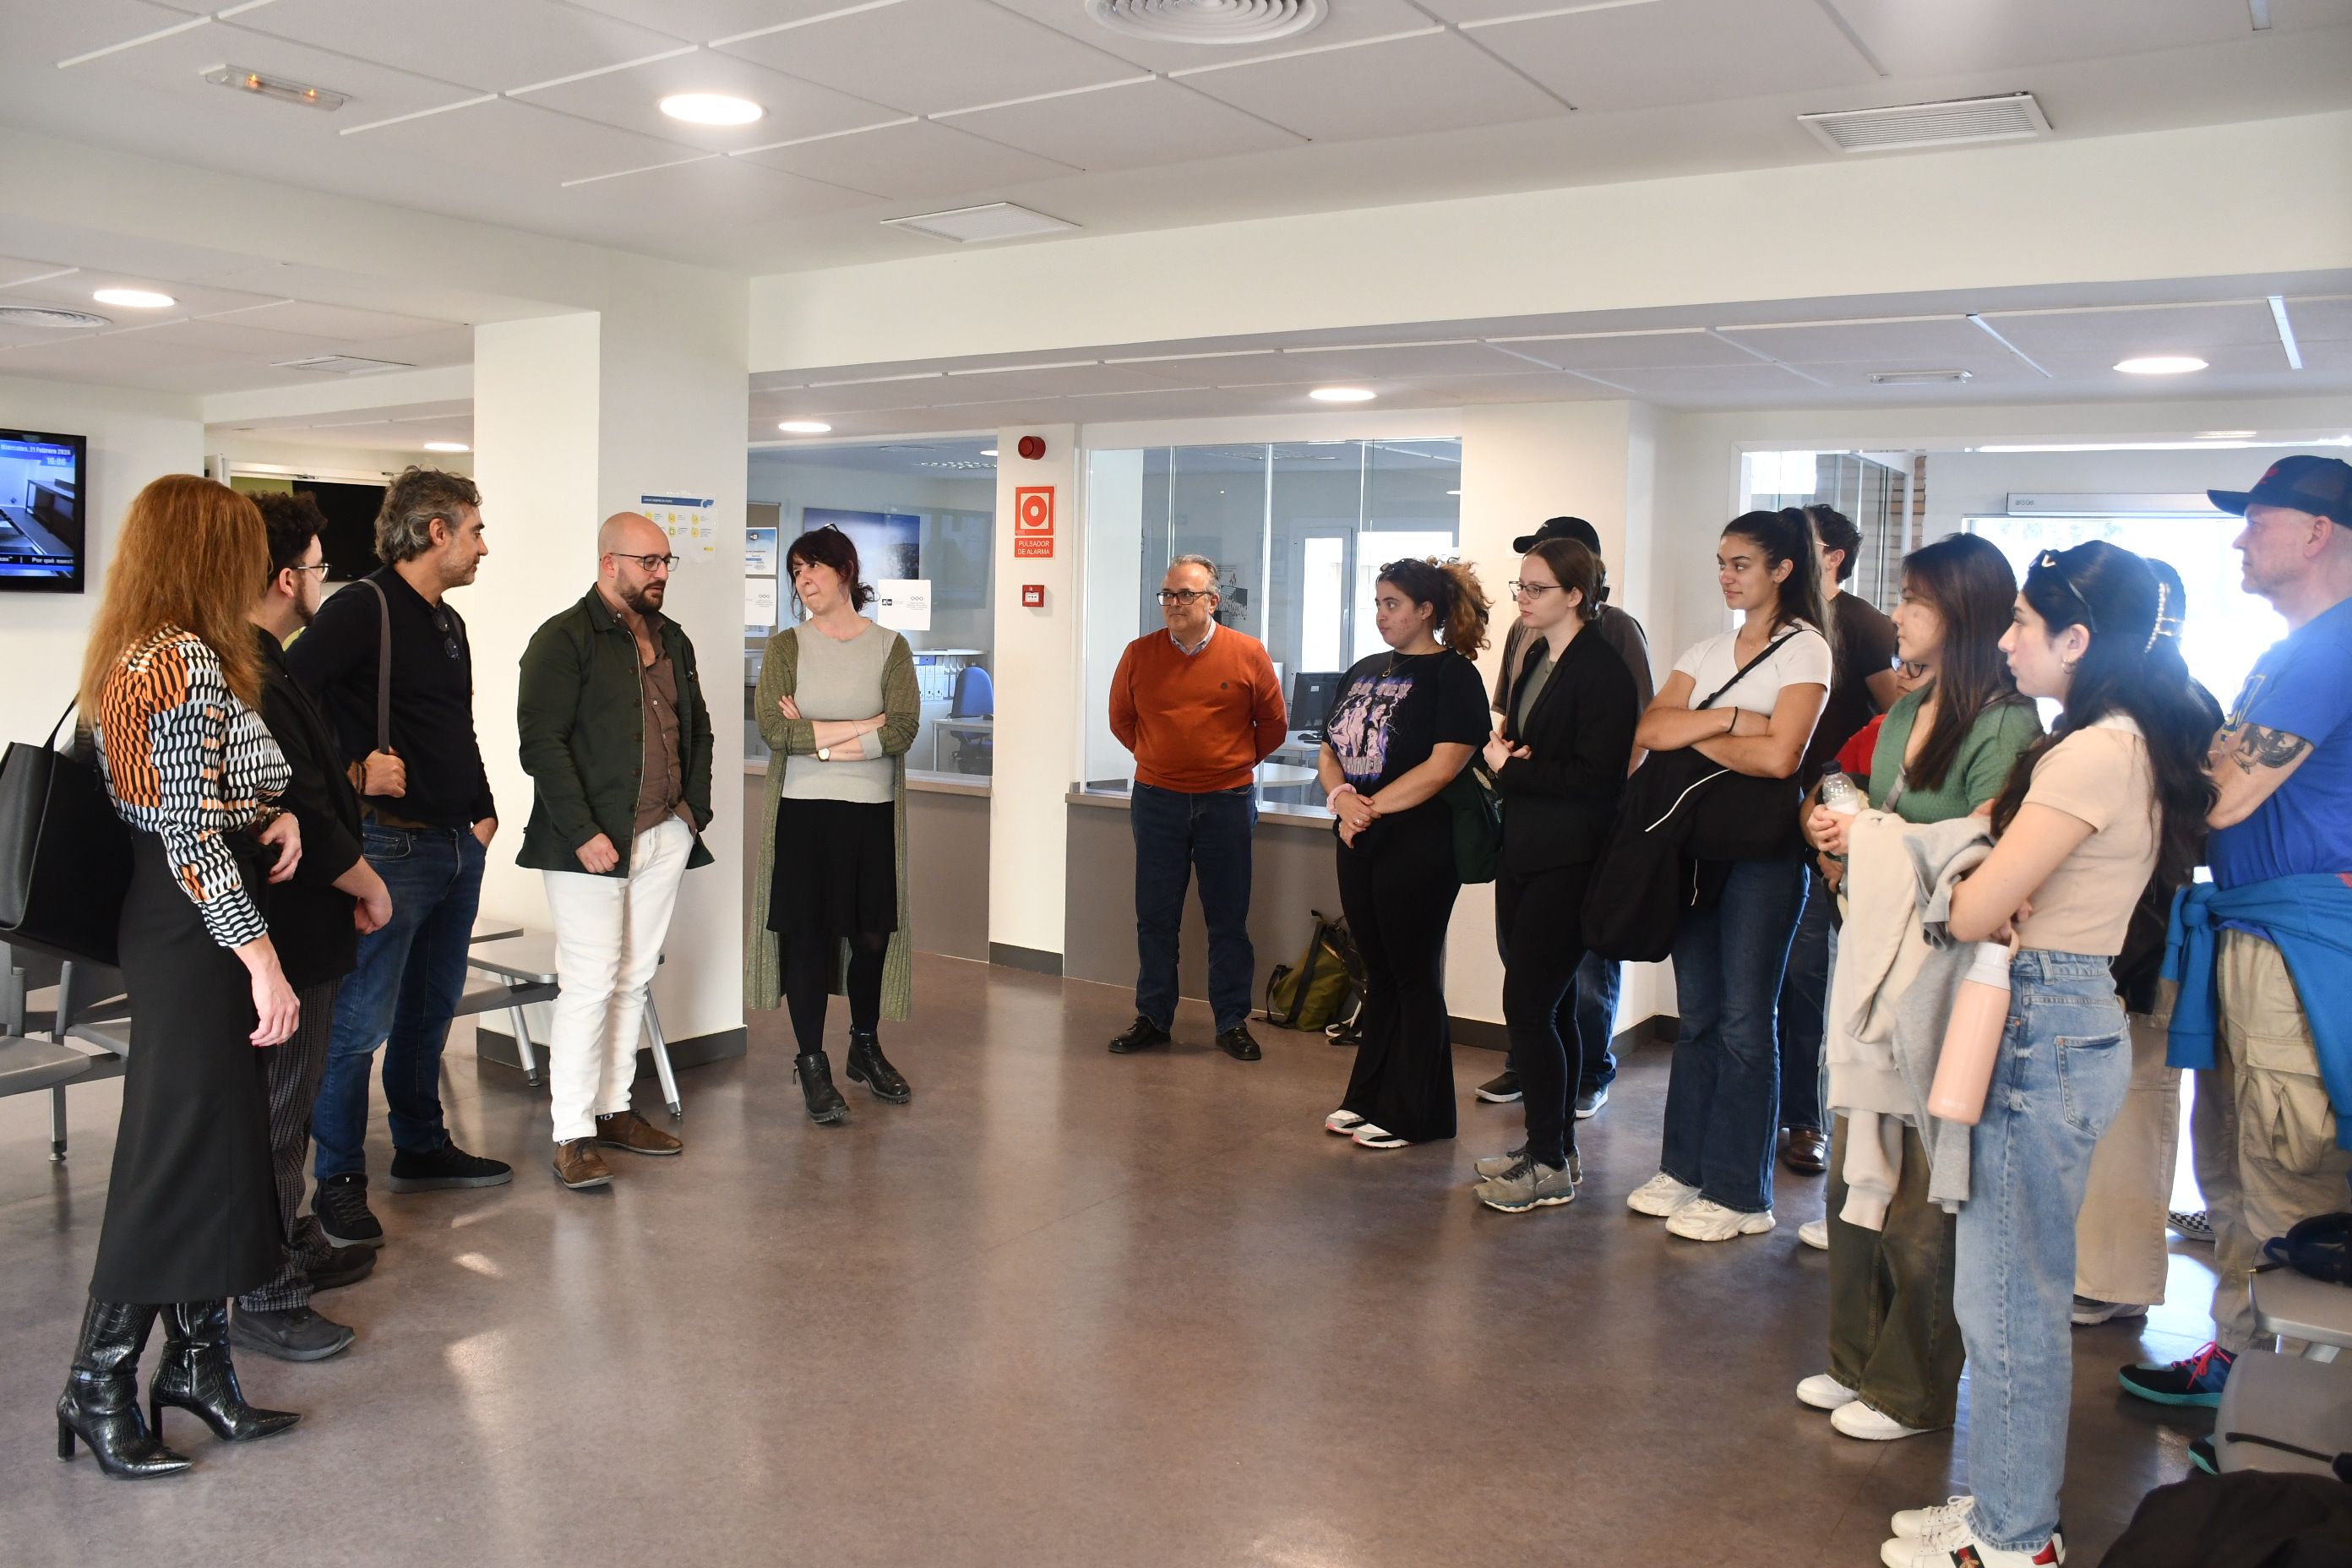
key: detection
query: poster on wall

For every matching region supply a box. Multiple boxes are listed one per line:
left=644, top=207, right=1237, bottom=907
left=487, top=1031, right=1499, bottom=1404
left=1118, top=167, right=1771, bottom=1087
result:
left=873, top=578, right=931, bottom=632
left=745, top=526, right=777, bottom=575
left=643, top=493, right=719, bottom=559
left=745, top=576, right=777, bottom=633
left=802, top=507, right=920, bottom=608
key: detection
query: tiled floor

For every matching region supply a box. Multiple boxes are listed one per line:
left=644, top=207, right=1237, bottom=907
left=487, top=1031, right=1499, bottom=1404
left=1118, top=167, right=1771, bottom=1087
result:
left=0, top=955, right=2215, bottom=1566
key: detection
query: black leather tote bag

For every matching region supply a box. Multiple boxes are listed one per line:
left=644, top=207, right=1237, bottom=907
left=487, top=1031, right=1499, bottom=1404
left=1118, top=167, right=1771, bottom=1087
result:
left=0, top=700, right=133, bottom=966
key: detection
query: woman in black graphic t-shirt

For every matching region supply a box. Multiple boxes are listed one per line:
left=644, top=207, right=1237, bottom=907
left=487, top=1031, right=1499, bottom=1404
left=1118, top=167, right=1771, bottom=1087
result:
left=1316, top=557, right=1492, bottom=1150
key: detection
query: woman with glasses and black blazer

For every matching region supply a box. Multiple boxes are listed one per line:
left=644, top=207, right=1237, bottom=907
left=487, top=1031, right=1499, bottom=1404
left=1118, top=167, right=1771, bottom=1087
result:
left=1470, top=538, right=1639, bottom=1213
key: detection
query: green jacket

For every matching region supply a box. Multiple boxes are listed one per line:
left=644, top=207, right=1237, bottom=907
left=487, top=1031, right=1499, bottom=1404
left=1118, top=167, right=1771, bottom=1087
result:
left=516, top=587, right=716, bottom=877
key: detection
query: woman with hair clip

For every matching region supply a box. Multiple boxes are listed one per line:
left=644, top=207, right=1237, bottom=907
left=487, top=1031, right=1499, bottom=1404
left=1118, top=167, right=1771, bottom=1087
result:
left=2068, top=558, right=2225, bottom=1334
left=1318, top=558, right=1492, bottom=1150
left=1794, top=531, right=2041, bottom=1443
left=747, top=525, right=921, bottom=1125
left=1626, top=508, right=1830, bottom=1240
left=60, top=475, right=306, bottom=1478
left=1470, top=537, right=1638, bottom=1211
left=1877, top=542, right=2214, bottom=1568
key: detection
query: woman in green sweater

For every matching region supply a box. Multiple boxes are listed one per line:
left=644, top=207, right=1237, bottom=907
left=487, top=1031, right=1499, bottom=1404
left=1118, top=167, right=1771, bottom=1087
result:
left=1792, top=531, right=2043, bottom=1443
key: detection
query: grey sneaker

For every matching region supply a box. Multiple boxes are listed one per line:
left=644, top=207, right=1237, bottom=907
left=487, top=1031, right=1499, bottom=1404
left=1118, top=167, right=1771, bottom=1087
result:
left=1473, top=1144, right=1582, bottom=1185
left=1475, top=1156, right=1576, bottom=1213
left=1573, top=1084, right=1609, bottom=1119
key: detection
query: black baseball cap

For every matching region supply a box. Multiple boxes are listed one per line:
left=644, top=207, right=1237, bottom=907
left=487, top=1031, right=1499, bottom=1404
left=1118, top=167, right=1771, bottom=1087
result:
left=2208, top=455, right=2352, bottom=520
left=1512, top=515, right=1602, bottom=554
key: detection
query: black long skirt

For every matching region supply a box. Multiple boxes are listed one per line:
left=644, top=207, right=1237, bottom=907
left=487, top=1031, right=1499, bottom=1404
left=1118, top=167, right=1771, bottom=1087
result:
left=88, top=835, right=281, bottom=1304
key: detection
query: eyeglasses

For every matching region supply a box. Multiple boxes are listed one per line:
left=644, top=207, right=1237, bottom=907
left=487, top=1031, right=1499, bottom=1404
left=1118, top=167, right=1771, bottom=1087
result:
left=1507, top=580, right=1561, bottom=600
left=1157, top=589, right=1213, bottom=606
left=2034, top=550, right=2099, bottom=630
left=286, top=563, right=331, bottom=580
left=606, top=552, right=679, bottom=574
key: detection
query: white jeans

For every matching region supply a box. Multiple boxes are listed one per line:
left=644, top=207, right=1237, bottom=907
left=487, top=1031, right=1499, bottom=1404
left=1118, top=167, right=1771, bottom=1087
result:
left=541, top=816, right=692, bottom=1143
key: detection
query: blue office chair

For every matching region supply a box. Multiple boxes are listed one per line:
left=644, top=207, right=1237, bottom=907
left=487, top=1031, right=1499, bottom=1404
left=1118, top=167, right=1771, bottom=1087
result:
left=950, top=663, right=994, bottom=719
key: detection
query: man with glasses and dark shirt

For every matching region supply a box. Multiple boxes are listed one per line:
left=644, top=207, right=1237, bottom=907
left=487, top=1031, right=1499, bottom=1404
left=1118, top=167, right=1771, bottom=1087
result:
left=288, top=466, right=510, bottom=1250
left=1106, top=554, right=1287, bottom=1062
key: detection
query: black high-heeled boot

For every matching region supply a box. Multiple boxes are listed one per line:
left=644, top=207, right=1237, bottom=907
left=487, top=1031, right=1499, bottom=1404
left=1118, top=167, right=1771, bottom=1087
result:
left=843, top=1029, right=911, bottom=1104
left=148, top=1300, right=300, bottom=1445
left=56, top=1298, right=193, bottom=1479
left=793, top=1050, right=849, bottom=1125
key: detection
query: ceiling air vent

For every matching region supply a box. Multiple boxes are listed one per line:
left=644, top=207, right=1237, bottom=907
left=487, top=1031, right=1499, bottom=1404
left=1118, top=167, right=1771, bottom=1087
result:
left=883, top=203, right=1076, bottom=243
left=1800, top=92, right=2051, bottom=154
left=1086, top=0, right=1326, bottom=45
left=272, top=354, right=414, bottom=375
left=0, top=305, right=111, bottom=330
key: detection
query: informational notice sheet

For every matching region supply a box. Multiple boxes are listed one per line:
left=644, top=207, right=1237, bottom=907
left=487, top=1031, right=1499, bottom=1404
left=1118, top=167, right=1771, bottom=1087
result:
left=873, top=578, right=932, bottom=632
left=642, top=493, right=719, bottom=559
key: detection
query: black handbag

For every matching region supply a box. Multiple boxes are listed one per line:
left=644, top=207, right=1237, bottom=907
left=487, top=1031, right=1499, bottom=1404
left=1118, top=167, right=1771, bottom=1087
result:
left=0, top=700, right=133, bottom=966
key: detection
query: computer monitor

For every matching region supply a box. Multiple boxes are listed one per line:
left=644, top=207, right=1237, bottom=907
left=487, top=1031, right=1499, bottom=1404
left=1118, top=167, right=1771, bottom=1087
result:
left=1289, top=671, right=1342, bottom=735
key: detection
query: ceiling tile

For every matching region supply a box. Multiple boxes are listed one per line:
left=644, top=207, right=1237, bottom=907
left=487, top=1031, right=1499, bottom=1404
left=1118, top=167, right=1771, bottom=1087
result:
left=1412, top=370, right=1615, bottom=403
left=1717, top=317, right=1994, bottom=363
left=979, top=0, right=1440, bottom=74
left=1493, top=329, right=1757, bottom=371
left=1275, top=341, right=1544, bottom=378
left=734, top=118, right=1073, bottom=199
left=1176, top=32, right=1565, bottom=142
left=234, top=0, right=693, bottom=95
left=1553, top=361, right=1821, bottom=399
left=17, top=0, right=203, bottom=66
left=0, top=256, right=78, bottom=289
left=714, top=0, right=1140, bottom=116
left=511, top=44, right=897, bottom=149
left=348, top=97, right=702, bottom=184
left=0, top=331, right=247, bottom=379
left=0, top=271, right=291, bottom=319
left=564, top=155, right=879, bottom=223
left=939, top=79, right=1301, bottom=172
left=763, top=376, right=951, bottom=413
left=937, top=362, right=1213, bottom=398
left=1822, top=0, right=2333, bottom=76
left=1978, top=301, right=2284, bottom=358
left=2298, top=340, right=2352, bottom=372
left=74, top=17, right=486, bottom=131
left=560, top=0, right=873, bottom=42
left=206, top=300, right=464, bottom=339
left=328, top=326, right=476, bottom=365
left=2284, top=296, right=2352, bottom=340
left=112, top=317, right=356, bottom=360
left=0, top=320, right=105, bottom=352
left=1473, top=0, right=1876, bottom=112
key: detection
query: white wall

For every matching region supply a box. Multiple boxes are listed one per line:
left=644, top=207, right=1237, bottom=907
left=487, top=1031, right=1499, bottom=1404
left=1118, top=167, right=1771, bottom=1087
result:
left=989, top=425, right=1079, bottom=959
left=0, top=375, right=203, bottom=744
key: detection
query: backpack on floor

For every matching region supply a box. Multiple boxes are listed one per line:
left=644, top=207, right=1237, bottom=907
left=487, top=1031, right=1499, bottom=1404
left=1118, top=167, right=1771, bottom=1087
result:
left=1264, top=910, right=1361, bottom=1032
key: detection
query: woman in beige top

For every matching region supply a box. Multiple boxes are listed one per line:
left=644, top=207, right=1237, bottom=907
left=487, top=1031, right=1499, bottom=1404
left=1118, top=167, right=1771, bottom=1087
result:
left=1877, top=542, right=2213, bottom=1568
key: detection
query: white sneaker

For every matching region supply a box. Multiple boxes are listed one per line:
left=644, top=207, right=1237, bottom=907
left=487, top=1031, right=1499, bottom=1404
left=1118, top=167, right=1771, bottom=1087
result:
left=2068, top=1294, right=2148, bottom=1326
left=1881, top=1510, right=2061, bottom=1566
left=1799, top=1217, right=1830, bottom=1250
left=1664, top=1197, right=1776, bottom=1241
left=1325, top=1109, right=1364, bottom=1135
left=1352, top=1124, right=1408, bottom=1150
left=1796, top=1373, right=1858, bottom=1410
left=1890, top=1498, right=1976, bottom=1541
left=1832, top=1398, right=1931, bottom=1440
left=1625, top=1172, right=1699, bottom=1217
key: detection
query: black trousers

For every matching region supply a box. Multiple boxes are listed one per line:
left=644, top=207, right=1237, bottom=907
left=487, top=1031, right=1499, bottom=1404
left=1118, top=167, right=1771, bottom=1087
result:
left=238, top=977, right=340, bottom=1314
left=1336, top=805, right=1461, bottom=1145
left=1496, top=863, right=1594, bottom=1170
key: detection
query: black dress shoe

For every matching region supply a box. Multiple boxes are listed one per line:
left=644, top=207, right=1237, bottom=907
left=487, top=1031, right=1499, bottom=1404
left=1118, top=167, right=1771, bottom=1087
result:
left=229, top=1306, right=355, bottom=1364
left=1215, top=1026, right=1263, bottom=1062
left=1783, top=1127, right=1830, bottom=1175
left=1108, top=1015, right=1171, bottom=1054
left=307, top=1245, right=376, bottom=1293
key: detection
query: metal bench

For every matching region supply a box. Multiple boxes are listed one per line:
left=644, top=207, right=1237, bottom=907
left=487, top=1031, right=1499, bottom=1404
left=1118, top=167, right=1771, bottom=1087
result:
left=2214, top=1348, right=2352, bottom=1475
left=461, top=932, right=681, bottom=1120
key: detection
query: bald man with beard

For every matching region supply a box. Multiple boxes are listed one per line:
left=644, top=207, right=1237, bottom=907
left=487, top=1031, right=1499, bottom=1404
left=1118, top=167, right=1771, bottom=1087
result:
left=517, top=513, right=716, bottom=1190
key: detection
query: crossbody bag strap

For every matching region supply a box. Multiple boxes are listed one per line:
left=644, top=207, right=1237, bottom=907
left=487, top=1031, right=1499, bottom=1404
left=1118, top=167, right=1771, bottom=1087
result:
left=362, top=578, right=392, bottom=754
left=1696, top=629, right=1799, bottom=711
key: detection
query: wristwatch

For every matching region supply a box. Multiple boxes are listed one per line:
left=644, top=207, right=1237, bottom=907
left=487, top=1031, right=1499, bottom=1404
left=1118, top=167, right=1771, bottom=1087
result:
left=817, top=745, right=831, bottom=762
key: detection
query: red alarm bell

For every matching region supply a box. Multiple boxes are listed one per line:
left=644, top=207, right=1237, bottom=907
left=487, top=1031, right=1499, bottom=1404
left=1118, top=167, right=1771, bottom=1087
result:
left=1016, top=434, right=1046, bottom=461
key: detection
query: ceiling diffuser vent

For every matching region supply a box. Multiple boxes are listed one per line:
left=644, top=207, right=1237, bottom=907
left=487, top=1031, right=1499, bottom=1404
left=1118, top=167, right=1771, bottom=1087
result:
left=1086, top=0, right=1326, bottom=46
left=0, top=305, right=111, bottom=330
left=272, top=354, right=414, bottom=375
left=1800, top=92, right=2051, bottom=154
left=883, top=203, right=1076, bottom=243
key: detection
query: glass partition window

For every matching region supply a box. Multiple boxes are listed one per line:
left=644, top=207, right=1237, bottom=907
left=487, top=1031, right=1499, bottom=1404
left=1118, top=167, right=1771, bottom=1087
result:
left=1082, top=438, right=1461, bottom=807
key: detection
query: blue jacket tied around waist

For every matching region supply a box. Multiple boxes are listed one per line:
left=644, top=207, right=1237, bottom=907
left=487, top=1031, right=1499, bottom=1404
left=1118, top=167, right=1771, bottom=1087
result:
left=2163, top=874, right=2352, bottom=1151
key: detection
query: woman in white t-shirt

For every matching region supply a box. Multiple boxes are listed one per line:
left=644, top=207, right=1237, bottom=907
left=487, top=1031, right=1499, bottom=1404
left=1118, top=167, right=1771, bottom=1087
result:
left=1625, top=508, right=1832, bottom=1242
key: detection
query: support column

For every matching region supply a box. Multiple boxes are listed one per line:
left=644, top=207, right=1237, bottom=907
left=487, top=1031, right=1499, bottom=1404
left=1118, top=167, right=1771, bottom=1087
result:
left=987, top=424, right=1079, bottom=972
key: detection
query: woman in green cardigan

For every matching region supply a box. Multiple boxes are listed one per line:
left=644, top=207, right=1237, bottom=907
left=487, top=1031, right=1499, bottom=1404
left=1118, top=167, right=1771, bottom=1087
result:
left=747, top=527, right=923, bottom=1124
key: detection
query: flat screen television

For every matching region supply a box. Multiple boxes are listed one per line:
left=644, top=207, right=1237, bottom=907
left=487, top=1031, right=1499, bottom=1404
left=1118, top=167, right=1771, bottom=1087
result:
left=0, top=428, right=86, bottom=592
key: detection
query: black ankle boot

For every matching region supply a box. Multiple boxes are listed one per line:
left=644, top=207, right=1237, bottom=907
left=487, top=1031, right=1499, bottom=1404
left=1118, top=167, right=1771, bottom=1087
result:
left=148, top=1300, right=300, bottom=1445
left=793, top=1050, right=849, bottom=1125
left=57, top=1298, right=192, bottom=1479
left=843, top=1030, right=911, bottom=1104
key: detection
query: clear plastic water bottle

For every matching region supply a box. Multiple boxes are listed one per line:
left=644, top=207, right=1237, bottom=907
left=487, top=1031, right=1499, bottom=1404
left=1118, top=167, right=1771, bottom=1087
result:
left=1819, top=771, right=1864, bottom=817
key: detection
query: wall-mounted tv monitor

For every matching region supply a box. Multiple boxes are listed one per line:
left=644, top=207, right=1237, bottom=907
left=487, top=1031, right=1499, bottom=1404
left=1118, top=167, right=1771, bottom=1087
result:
left=0, top=428, right=86, bottom=593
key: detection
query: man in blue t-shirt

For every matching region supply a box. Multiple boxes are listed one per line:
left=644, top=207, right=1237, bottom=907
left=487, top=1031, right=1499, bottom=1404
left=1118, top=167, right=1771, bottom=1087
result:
left=2123, top=455, right=2352, bottom=1411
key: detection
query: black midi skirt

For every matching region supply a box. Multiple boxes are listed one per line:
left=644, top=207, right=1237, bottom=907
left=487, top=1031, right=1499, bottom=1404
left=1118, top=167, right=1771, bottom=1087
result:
left=766, top=795, right=897, bottom=938
left=89, top=834, right=281, bottom=1304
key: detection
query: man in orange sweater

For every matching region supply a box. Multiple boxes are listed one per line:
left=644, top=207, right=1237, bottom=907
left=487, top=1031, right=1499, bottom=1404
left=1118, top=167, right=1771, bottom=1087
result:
left=1106, top=554, right=1288, bottom=1061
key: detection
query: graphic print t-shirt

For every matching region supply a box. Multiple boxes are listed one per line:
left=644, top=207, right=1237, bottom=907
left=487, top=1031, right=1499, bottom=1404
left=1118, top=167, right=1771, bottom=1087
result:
left=1325, top=649, right=1490, bottom=796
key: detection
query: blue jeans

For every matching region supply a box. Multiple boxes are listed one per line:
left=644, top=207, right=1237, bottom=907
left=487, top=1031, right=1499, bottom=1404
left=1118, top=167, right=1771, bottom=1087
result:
left=1955, top=950, right=2131, bottom=1554
left=1777, top=862, right=1833, bottom=1132
left=1130, top=782, right=1257, bottom=1035
left=1571, top=950, right=1621, bottom=1095
left=311, top=825, right=487, bottom=1179
left=1660, top=859, right=1807, bottom=1213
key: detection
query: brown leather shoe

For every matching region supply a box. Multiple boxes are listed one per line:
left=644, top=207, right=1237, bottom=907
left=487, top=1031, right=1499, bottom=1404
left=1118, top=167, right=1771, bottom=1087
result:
left=1783, top=1126, right=1830, bottom=1176
left=594, top=1110, right=683, bottom=1157
left=553, top=1139, right=613, bottom=1190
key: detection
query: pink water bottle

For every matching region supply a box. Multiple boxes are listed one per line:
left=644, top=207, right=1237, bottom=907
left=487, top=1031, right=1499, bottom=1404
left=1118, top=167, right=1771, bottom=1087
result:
left=1928, top=941, right=2014, bottom=1125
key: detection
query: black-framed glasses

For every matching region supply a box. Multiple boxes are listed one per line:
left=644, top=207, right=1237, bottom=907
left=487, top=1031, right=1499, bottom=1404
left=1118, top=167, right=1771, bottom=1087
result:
left=1156, top=589, right=1213, bottom=606
left=2034, top=550, right=2099, bottom=629
left=1507, top=580, right=1560, bottom=600
left=606, top=552, right=679, bottom=573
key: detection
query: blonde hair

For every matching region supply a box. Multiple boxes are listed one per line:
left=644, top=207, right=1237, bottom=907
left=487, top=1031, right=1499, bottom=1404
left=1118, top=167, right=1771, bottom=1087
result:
left=79, top=475, right=269, bottom=715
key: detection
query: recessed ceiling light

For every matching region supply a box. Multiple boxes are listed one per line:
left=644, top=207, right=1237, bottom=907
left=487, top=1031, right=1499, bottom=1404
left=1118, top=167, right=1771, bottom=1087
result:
left=777, top=421, right=832, bottom=434
left=659, top=93, right=764, bottom=127
left=2115, top=356, right=2208, bottom=375
left=91, top=287, right=175, bottom=309
left=1310, top=387, right=1376, bottom=403
left=203, top=64, right=347, bottom=112
left=422, top=441, right=470, bottom=453
left=1868, top=368, right=1972, bottom=385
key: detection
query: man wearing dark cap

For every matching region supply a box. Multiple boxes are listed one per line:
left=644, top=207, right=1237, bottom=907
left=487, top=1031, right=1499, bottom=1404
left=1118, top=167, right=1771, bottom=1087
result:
left=1478, top=516, right=1653, bottom=1116
left=2122, top=455, right=2352, bottom=1411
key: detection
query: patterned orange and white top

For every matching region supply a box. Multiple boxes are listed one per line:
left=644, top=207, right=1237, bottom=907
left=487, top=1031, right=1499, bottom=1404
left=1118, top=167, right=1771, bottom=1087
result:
left=95, top=627, right=291, bottom=949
